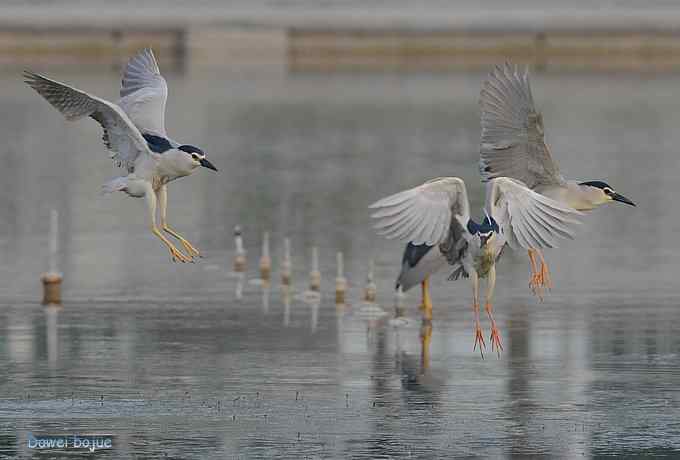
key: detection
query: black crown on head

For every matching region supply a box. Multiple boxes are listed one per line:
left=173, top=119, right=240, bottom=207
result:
left=178, top=144, right=205, bottom=156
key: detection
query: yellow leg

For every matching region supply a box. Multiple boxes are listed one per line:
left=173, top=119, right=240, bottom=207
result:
left=163, top=225, right=201, bottom=258
left=152, top=227, right=193, bottom=263
left=528, top=249, right=544, bottom=300
left=421, top=277, right=433, bottom=321
left=157, top=184, right=200, bottom=259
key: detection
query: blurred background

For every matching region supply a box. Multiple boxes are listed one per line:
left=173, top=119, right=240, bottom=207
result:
left=1, top=1, right=680, bottom=458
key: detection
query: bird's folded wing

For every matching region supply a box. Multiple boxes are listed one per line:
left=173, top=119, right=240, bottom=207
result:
left=118, top=48, right=169, bottom=138
left=479, top=63, right=564, bottom=189
left=487, top=177, right=582, bottom=250
left=369, top=177, right=469, bottom=246
left=24, top=71, right=155, bottom=171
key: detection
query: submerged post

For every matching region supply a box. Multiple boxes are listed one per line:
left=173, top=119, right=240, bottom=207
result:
left=335, top=252, right=347, bottom=305
left=233, top=226, right=246, bottom=273
left=363, top=259, right=377, bottom=303
left=259, top=232, right=271, bottom=281
left=281, top=237, right=292, bottom=286
left=41, top=210, right=62, bottom=305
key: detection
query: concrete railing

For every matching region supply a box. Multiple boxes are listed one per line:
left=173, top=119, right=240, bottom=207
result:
left=3, top=23, right=680, bottom=72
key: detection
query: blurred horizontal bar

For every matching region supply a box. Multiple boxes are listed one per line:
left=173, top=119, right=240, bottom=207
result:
left=4, top=23, right=680, bottom=72
left=287, top=28, right=680, bottom=72
left=0, top=26, right=186, bottom=71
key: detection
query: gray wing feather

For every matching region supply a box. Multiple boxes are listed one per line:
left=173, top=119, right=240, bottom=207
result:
left=487, top=178, right=582, bottom=250
left=480, top=63, right=565, bottom=189
left=370, top=177, right=470, bottom=246
left=25, top=71, right=154, bottom=171
left=118, top=48, right=169, bottom=138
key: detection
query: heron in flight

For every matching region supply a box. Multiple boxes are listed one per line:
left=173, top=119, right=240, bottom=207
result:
left=370, top=177, right=582, bottom=356
left=479, top=64, right=635, bottom=295
left=24, top=49, right=217, bottom=263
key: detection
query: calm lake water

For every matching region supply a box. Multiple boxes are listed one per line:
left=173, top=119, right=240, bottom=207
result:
left=0, top=65, right=678, bottom=458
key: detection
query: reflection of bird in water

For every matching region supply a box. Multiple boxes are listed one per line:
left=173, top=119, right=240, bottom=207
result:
left=24, top=49, right=218, bottom=263
left=371, top=176, right=581, bottom=356
left=479, top=64, right=635, bottom=296
left=394, top=320, right=439, bottom=392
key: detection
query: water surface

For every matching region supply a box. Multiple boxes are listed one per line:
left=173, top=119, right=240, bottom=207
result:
left=0, top=67, right=678, bottom=458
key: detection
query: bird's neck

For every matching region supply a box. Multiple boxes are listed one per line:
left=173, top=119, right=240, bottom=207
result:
left=155, top=154, right=195, bottom=183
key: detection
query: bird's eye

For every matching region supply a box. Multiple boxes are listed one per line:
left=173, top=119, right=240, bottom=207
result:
left=192, top=154, right=199, bottom=160
left=604, top=187, right=613, bottom=195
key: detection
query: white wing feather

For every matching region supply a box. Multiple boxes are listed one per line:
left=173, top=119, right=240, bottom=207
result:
left=24, top=71, right=156, bottom=172
left=118, top=48, right=169, bottom=137
left=479, top=63, right=565, bottom=188
left=487, top=177, right=582, bottom=250
left=370, top=177, right=470, bottom=246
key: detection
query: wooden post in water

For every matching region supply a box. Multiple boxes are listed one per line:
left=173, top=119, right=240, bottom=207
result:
left=335, top=252, right=347, bottom=305
left=281, top=238, right=292, bottom=286
left=309, top=247, right=320, bottom=292
left=41, top=210, right=62, bottom=305
left=363, top=259, right=377, bottom=303
left=259, top=232, right=271, bottom=281
left=232, top=226, right=246, bottom=273
left=394, top=285, right=405, bottom=318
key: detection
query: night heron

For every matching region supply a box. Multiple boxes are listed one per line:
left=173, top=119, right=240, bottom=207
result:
left=24, top=49, right=217, bottom=263
left=370, top=177, right=582, bottom=355
left=479, top=63, right=635, bottom=294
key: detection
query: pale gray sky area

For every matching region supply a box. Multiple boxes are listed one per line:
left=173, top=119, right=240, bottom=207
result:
left=2, top=0, right=680, bottom=29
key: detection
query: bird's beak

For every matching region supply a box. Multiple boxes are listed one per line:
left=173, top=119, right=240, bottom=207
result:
left=480, top=234, right=491, bottom=247
left=611, top=192, right=635, bottom=207
left=199, top=158, right=218, bottom=172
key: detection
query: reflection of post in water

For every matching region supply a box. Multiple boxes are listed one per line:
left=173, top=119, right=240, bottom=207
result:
left=282, top=285, right=291, bottom=327
left=507, top=303, right=531, bottom=458
left=234, top=272, right=244, bottom=300
left=261, top=282, right=270, bottom=314
left=310, top=299, right=319, bottom=333
left=336, top=303, right=346, bottom=350
left=420, top=320, right=432, bottom=374
left=45, top=305, right=60, bottom=369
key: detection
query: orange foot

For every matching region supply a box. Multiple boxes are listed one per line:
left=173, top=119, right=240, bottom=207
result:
left=489, top=323, right=503, bottom=357
left=528, top=249, right=551, bottom=300
left=539, top=258, right=553, bottom=290
left=473, top=321, right=486, bottom=359
left=529, top=271, right=545, bottom=301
